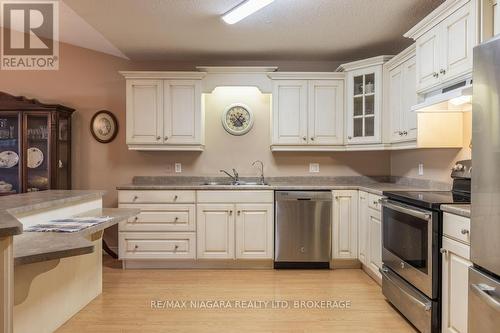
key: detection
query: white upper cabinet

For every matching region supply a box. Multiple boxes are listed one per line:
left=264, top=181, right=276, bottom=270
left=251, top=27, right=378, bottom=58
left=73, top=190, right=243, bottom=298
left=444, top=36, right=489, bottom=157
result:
left=121, top=72, right=206, bottom=151
left=385, top=45, right=418, bottom=143
left=126, top=80, right=163, bottom=145
left=406, top=0, right=478, bottom=93
left=164, top=80, right=202, bottom=145
left=272, top=80, right=308, bottom=145
left=269, top=73, right=345, bottom=150
left=307, top=80, right=344, bottom=145
left=416, top=26, right=441, bottom=91
left=338, top=56, right=391, bottom=145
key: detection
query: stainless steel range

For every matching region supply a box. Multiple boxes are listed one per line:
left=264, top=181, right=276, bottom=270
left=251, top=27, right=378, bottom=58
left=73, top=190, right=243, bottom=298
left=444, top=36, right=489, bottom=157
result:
left=381, top=160, right=471, bottom=333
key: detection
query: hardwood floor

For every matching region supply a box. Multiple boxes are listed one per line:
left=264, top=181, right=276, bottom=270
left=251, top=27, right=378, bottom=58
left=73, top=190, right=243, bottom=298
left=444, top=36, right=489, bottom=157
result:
left=57, top=256, right=417, bottom=333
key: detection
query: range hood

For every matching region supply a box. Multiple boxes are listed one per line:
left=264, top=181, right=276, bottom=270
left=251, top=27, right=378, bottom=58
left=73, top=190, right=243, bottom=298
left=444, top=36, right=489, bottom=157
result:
left=412, top=79, right=472, bottom=112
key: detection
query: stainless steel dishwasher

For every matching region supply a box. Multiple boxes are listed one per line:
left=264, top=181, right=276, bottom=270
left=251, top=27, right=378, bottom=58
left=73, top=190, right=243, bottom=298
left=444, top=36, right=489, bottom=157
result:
left=274, top=191, right=332, bottom=268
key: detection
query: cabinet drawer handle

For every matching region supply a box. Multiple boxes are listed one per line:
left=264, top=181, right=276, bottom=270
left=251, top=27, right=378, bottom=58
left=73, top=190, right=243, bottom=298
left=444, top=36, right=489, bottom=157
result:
left=440, top=69, right=446, bottom=75
left=134, top=245, right=139, bottom=249
left=133, top=216, right=139, bottom=222
left=156, top=136, right=161, bottom=140
left=432, top=72, right=439, bottom=78
left=173, top=195, right=178, bottom=201
left=133, top=195, right=138, bottom=202
left=174, top=245, right=179, bottom=251
left=373, top=201, right=378, bottom=206
left=461, top=229, right=469, bottom=235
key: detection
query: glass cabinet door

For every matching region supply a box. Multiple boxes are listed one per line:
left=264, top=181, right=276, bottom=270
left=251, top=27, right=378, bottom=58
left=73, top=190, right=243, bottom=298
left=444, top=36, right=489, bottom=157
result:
left=0, top=113, right=21, bottom=194
left=56, top=114, right=70, bottom=189
left=352, top=73, right=376, bottom=139
left=25, top=113, right=50, bottom=192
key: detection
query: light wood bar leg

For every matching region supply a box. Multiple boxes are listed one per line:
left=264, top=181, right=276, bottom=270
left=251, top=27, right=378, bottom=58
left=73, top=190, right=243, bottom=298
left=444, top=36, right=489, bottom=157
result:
left=0, top=236, right=14, bottom=333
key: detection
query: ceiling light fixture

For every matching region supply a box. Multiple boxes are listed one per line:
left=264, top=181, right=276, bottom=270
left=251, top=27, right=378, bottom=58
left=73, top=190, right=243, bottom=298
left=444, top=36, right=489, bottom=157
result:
left=222, top=0, right=275, bottom=25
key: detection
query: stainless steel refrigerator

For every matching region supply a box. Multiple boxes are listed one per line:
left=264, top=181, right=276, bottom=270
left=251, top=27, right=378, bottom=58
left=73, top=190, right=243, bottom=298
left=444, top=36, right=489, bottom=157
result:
left=469, top=35, right=500, bottom=333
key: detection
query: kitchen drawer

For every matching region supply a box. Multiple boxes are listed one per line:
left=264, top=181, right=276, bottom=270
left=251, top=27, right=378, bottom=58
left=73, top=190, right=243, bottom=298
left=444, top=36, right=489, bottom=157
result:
left=118, top=204, right=195, bottom=231
left=443, top=212, right=471, bottom=245
left=368, top=193, right=383, bottom=211
left=197, top=190, right=274, bottom=203
left=118, top=190, right=196, bottom=204
left=119, top=232, right=196, bottom=259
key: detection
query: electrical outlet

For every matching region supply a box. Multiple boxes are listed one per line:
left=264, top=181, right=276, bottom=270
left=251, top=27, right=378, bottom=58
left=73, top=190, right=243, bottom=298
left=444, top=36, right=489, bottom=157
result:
left=175, top=163, right=182, bottom=173
left=309, top=163, right=320, bottom=173
left=418, top=163, right=424, bottom=176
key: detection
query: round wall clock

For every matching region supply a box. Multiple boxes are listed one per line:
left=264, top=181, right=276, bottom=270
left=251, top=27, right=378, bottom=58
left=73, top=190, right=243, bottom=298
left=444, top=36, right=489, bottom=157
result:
left=90, top=110, right=118, bottom=143
left=221, top=103, right=254, bottom=136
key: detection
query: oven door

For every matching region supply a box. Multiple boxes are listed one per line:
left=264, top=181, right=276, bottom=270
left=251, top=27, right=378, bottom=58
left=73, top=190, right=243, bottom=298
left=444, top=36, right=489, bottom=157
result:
left=381, top=199, right=434, bottom=298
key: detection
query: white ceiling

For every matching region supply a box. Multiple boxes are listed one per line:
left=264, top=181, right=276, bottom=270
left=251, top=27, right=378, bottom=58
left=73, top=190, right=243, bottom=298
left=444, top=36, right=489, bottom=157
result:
left=64, top=0, right=444, bottom=62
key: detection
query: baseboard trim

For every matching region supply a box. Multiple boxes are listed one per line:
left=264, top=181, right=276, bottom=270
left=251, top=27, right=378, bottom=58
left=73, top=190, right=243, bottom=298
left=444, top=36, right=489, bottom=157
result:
left=122, top=259, right=274, bottom=269
left=330, top=259, right=361, bottom=269
left=361, top=264, right=382, bottom=286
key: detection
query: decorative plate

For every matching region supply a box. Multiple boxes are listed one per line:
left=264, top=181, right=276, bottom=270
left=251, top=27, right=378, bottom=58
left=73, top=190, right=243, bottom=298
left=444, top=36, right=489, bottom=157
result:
left=221, top=103, right=254, bottom=136
left=90, top=110, right=118, bottom=143
left=27, top=147, right=44, bottom=168
left=0, top=151, right=19, bottom=168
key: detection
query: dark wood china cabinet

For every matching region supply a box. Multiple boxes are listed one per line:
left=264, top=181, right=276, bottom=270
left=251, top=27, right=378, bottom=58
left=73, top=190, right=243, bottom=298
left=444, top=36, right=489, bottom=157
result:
left=0, top=92, right=74, bottom=195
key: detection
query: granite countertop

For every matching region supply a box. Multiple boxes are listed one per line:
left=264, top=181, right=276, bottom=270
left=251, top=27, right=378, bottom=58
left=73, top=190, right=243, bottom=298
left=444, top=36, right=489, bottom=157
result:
left=117, top=176, right=450, bottom=196
left=14, top=207, right=139, bottom=266
left=441, top=204, right=471, bottom=218
left=0, top=190, right=106, bottom=238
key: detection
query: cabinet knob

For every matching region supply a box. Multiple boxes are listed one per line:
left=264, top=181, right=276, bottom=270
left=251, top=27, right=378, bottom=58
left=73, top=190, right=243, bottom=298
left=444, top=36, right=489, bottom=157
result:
left=310, top=137, right=315, bottom=141
left=461, top=229, right=469, bottom=235
left=133, top=216, right=139, bottom=222
left=156, top=136, right=161, bottom=140
left=174, top=245, right=179, bottom=251
left=229, top=210, right=233, bottom=216
left=134, top=245, right=139, bottom=249
left=174, top=217, right=179, bottom=223
left=373, top=201, right=378, bottom=206
left=237, top=210, right=241, bottom=215
left=173, top=195, right=178, bottom=201
left=432, top=72, right=439, bottom=78
left=348, top=136, right=352, bottom=140
left=403, top=131, right=408, bottom=136
left=302, top=137, right=307, bottom=141
left=440, top=69, right=446, bottom=75
left=164, top=136, right=168, bottom=141
left=58, top=160, right=63, bottom=168
left=133, top=195, right=138, bottom=201
left=440, top=248, right=448, bottom=255
left=398, top=131, right=403, bottom=136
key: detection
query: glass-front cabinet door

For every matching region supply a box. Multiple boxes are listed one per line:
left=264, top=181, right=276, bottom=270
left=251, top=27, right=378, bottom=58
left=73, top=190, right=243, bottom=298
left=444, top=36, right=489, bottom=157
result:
left=346, top=66, right=382, bottom=144
left=0, top=113, right=21, bottom=195
left=24, top=113, right=51, bottom=192
left=56, top=113, right=71, bottom=189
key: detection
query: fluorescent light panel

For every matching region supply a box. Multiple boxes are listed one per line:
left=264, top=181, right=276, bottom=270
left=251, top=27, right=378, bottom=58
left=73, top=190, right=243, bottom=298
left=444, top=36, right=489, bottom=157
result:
left=222, top=0, right=274, bottom=24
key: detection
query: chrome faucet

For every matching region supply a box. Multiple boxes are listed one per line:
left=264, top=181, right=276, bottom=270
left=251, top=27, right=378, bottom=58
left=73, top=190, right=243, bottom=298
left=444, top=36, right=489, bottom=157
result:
left=252, top=160, right=265, bottom=185
left=220, top=169, right=240, bottom=184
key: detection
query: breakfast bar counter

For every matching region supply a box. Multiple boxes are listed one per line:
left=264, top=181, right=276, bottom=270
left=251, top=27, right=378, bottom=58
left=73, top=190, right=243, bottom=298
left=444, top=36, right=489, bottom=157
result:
left=0, top=190, right=138, bottom=333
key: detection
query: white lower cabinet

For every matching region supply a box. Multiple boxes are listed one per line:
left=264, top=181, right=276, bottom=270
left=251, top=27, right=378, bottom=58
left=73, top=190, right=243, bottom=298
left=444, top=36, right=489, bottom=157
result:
left=235, top=204, right=274, bottom=259
left=332, top=190, right=358, bottom=259
left=358, top=191, right=369, bottom=264
left=358, top=191, right=383, bottom=280
left=442, top=216, right=472, bottom=333
left=197, top=204, right=235, bottom=259
left=367, top=208, right=382, bottom=278
left=196, top=191, right=274, bottom=260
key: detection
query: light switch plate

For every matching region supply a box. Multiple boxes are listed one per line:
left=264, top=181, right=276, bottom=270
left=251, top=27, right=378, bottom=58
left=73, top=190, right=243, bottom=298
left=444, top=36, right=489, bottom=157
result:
left=418, top=163, right=424, bottom=176
left=309, top=163, right=320, bottom=173
left=175, top=163, right=182, bottom=173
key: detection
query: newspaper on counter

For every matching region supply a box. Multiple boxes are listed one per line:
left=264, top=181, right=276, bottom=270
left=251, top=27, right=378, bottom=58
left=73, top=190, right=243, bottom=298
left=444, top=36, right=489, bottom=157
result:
left=24, top=216, right=113, bottom=233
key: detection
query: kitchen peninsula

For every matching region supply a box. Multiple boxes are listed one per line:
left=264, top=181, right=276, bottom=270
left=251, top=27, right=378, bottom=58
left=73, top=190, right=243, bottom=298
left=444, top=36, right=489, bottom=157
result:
left=0, top=190, right=138, bottom=333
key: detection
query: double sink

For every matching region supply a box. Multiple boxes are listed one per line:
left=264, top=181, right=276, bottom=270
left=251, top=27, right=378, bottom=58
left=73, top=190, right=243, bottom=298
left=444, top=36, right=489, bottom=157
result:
left=202, top=181, right=270, bottom=187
